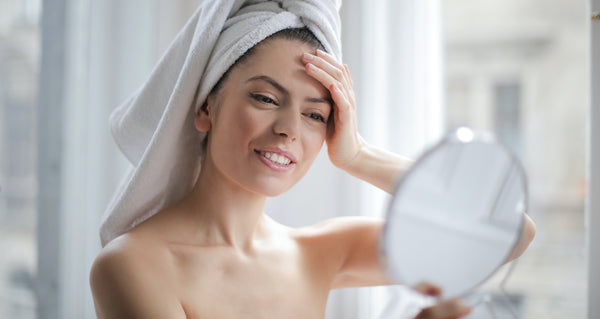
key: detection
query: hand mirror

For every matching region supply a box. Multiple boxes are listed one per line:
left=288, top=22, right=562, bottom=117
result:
left=381, top=127, right=527, bottom=299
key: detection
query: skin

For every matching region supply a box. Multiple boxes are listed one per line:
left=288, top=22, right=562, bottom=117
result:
left=90, top=38, right=536, bottom=319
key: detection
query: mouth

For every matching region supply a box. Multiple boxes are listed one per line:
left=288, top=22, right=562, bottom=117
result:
left=256, top=150, right=294, bottom=166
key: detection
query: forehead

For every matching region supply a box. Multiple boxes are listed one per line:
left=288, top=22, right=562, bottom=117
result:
left=249, top=37, right=314, bottom=64
left=226, top=38, right=329, bottom=97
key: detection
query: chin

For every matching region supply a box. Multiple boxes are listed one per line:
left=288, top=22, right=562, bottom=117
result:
left=251, top=179, right=297, bottom=197
left=262, top=184, right=295, bottom=197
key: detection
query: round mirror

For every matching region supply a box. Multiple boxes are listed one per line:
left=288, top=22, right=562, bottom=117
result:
left=381, top=127, right=527, bottom=299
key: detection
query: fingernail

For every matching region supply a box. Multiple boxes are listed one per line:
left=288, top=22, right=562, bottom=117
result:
left=303, top=53, right=313, bottom=60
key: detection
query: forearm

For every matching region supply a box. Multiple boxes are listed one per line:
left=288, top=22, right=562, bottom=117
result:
left=343, top=143, right=414, bottom=194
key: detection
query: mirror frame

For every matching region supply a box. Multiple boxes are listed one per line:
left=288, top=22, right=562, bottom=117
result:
left=380, top=128, right=529, bottom=299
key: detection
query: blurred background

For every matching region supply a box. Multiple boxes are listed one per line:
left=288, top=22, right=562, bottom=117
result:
left=0, top=0, right=591, bottom=318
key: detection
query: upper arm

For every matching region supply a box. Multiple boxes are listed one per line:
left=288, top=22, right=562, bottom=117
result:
left=301, top=216, right=394, bottom=290
left=90, top=243, right=186, bottom=319
left=302, top=214, right=537, bottom=291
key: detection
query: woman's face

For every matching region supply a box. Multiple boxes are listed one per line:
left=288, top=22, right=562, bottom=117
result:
left=196, top=38, right=331, bottom=197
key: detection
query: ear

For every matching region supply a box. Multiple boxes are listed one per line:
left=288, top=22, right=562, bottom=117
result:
left=194, top=96, right=215, bottom=132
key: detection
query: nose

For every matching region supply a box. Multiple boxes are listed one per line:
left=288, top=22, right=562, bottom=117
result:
left=272, top=108, right=300, bottom=142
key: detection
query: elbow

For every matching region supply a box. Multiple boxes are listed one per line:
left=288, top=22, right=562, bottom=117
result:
left=523, top=214, right=536, bottom=247
left=505, top=214, right=536, bottom=264
left=517, top=214, right=536, bottom=258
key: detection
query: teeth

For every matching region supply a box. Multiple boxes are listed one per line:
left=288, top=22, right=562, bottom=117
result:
left=260, top=151, right=292, bottom=165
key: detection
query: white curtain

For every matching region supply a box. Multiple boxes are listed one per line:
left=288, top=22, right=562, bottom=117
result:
left=339, top=0, right=444, bottom=318
left=43, top=0, right=442, bottom=317
left=52, top=0, right=199, bottom=317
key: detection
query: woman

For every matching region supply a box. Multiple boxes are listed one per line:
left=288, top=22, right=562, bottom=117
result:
left=90, top=2, right=535, bottom=318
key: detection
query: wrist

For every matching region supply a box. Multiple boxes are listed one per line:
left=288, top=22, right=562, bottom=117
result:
left=338, top=137, right=370, bottom=175
left=337, top=141, right=415, bottom=193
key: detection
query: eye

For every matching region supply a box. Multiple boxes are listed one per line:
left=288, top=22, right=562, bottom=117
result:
left=250, top=93, right=278, bottom=106
left=306, top=112, right=326, bottom=123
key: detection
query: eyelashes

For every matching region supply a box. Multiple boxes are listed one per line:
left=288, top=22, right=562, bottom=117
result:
left=250, top=93, right=278, bottom=105
left=249, top=93, right=328, bottom=124
left=306, top=113, right=326, bottom=123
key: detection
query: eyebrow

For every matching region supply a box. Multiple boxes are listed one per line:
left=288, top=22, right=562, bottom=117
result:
left=246, top=75, right=332, bottom=105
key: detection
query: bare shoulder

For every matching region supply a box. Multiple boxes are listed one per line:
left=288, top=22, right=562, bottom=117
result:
left=91, top=233, right=164, bottom=281
left=90, top=233, right=186, bottom=319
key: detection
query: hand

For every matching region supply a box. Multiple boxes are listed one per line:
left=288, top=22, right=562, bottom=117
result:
left=412, top=283, right=472, bottom=319
left=301, top=49, right=365, bottom=170
left=415, top=299, right=471, bottom=319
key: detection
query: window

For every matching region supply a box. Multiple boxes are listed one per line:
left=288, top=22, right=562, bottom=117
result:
left=444, top=0, right=588, bottom=317
left=494, top=82, right=522, bottom=159
left=0, top=0, right=41, bottom=318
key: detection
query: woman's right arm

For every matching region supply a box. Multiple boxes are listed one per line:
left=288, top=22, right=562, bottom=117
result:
left=90, top=243, right=187, bottom=319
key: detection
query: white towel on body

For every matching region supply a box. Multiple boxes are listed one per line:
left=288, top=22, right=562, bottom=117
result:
left=100, top=0, right=342, bottom=246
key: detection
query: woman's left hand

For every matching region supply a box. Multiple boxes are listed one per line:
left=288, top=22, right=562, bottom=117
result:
left=302, top=49, right=365, bottom=170
left=412, top=283, right=472, bottom=319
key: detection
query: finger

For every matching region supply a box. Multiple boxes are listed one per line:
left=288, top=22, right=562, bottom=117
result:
left=302, top=53, right=352, bottom=91
left=413, top=282, right=442, bottom=297
left=341, top=64, right=356, bottom=107
left=328, top=84, right=351, bottom=130
left=316, top=49, right=354, bottom=89
left=324, top=84, right=353, bottom=142
left=315, top=49, right=344, bottom=71
left=305, top=63, right=343, bottom=97
left=305, top=62, right=355, bottom=113
left=344, top=64, right=354, bottom=87
left=302, top=53, right=343, bottom=80
left=330, top=84, right=351, bottom=116
left=344, top=64, right=356, bottom=106
left=416, top=299, right=471, bottom=319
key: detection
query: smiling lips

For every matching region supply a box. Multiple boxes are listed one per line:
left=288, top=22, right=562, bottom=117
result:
left=259, top=151, right=292, bottom=165
left=255, top=148, right=296, bottom=171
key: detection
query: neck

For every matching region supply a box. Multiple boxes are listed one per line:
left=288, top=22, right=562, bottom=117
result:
left=179, top=156, right=269, bottom=251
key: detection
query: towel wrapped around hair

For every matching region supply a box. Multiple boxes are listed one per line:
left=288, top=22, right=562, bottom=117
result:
left=101, top=0, right=342, bottom=246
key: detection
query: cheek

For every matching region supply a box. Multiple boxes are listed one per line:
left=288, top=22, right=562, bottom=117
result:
left=235, top=108, right=268, bottom=144
left=213, top=106, right=272, bottom=164
left=301, top=128, right=326, bottom=161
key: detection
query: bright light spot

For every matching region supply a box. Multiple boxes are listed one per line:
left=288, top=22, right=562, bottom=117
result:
left=456, top=127, right=474, bottom=143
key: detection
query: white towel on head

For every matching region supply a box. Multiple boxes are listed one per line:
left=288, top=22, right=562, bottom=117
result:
left=100, top=0, right=343, bottom=246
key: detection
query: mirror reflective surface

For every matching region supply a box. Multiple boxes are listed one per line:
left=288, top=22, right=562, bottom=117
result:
left=382, top=128, right=527, bottom=299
